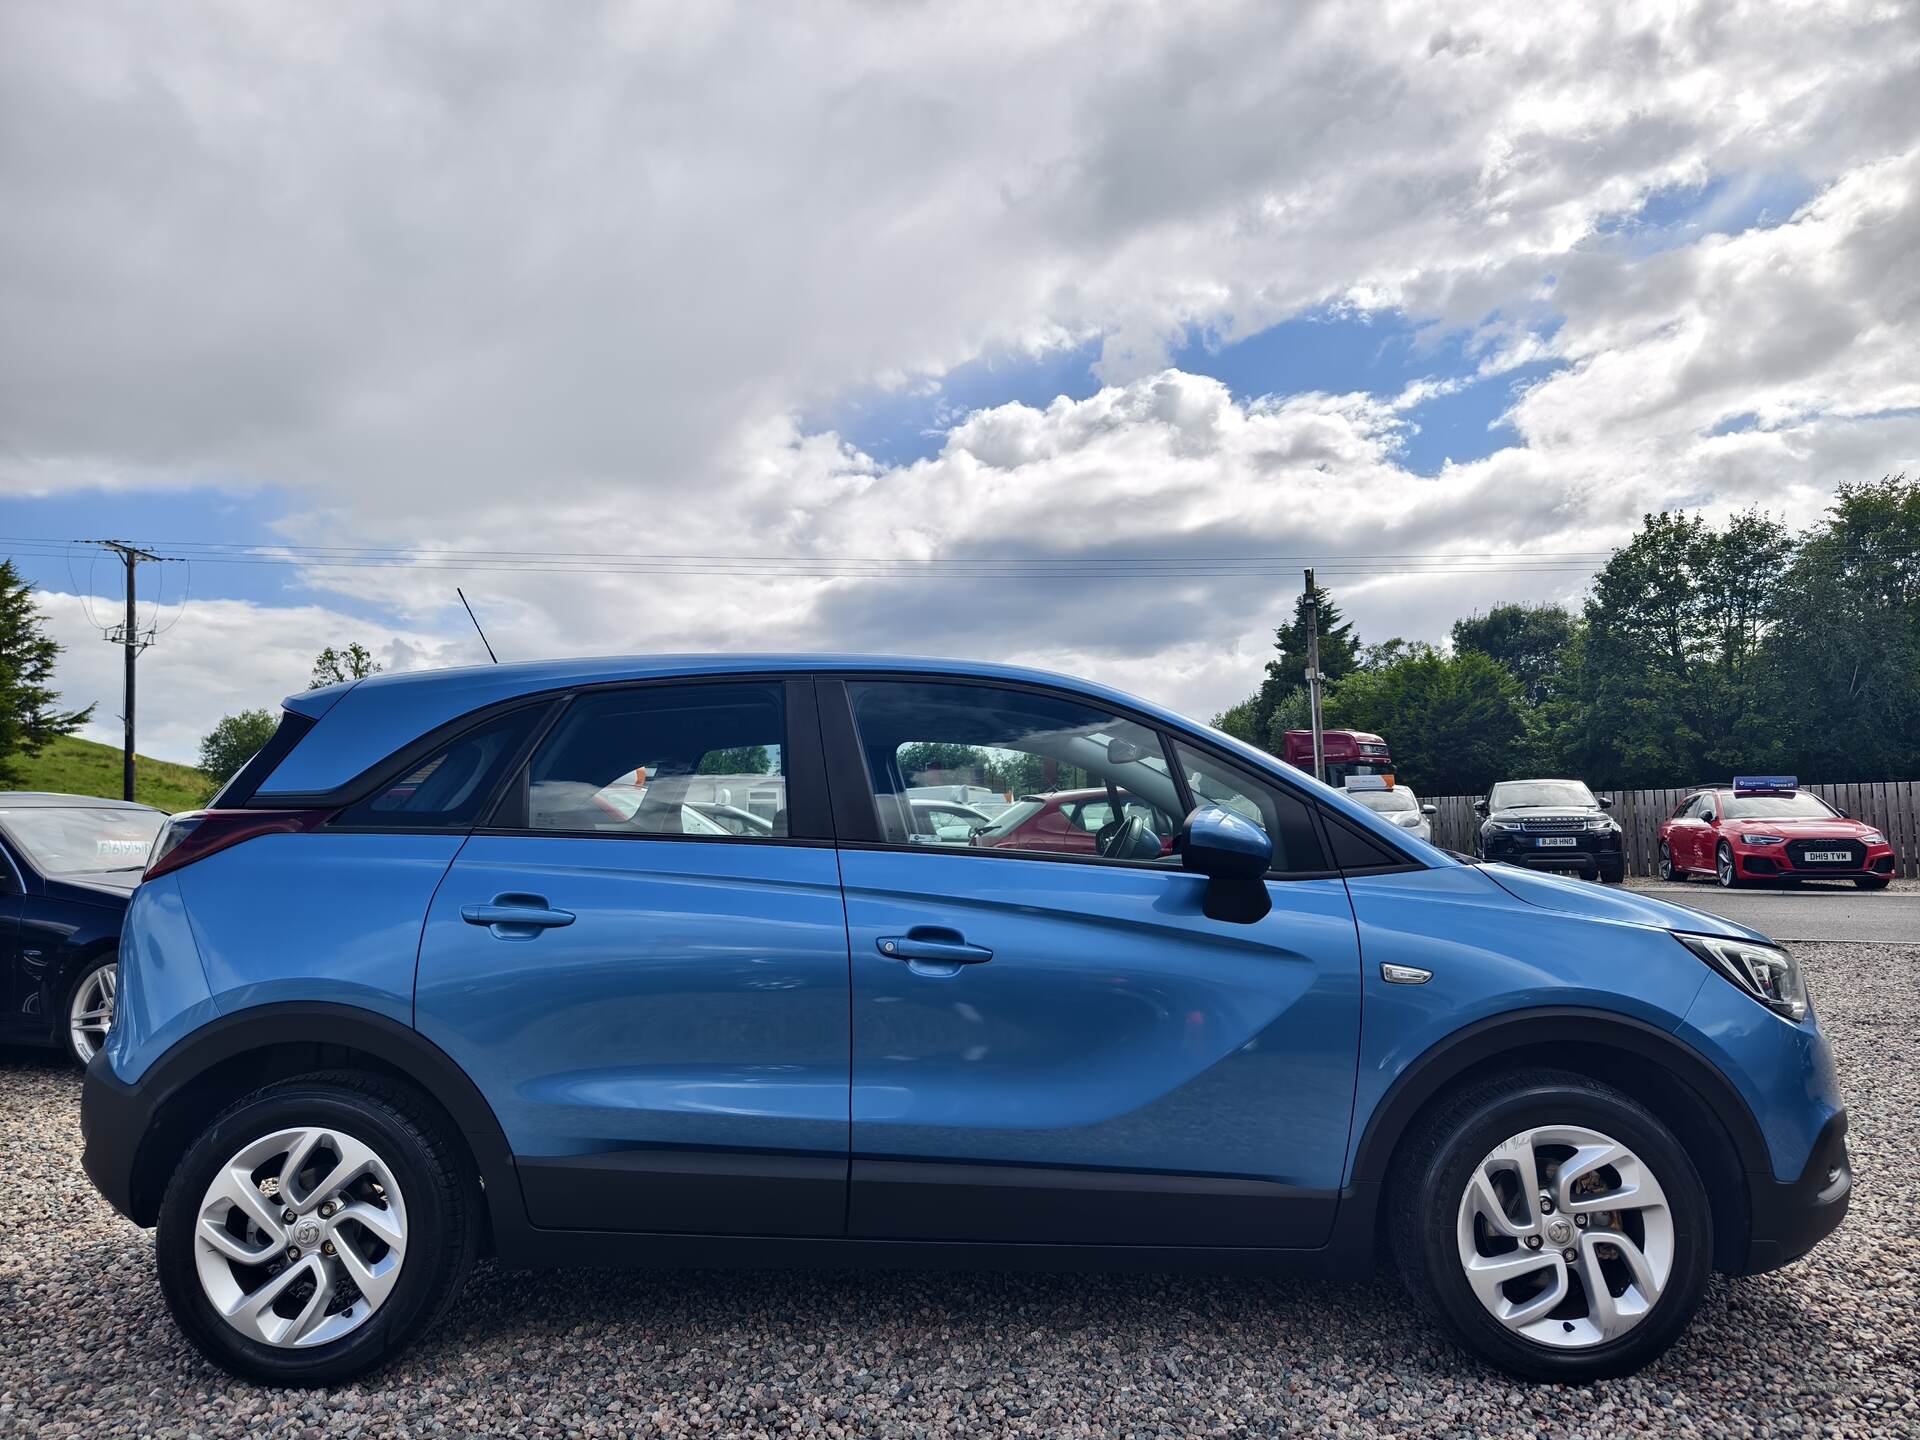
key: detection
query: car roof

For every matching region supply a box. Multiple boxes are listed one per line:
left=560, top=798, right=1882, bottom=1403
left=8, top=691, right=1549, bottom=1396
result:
left=265, top=654, right=1213, bottom=797
left=0, top=791, right=164, bottom=812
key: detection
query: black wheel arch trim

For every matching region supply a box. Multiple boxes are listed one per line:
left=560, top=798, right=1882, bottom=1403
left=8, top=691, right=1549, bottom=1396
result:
left=81, top=1001, right=529, bottom=1239
left=1349, top=1006, right=1773, bottom=1184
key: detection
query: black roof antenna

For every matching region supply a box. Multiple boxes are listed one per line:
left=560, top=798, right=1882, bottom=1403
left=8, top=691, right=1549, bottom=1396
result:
left=457, top=587, right=499, bottom=663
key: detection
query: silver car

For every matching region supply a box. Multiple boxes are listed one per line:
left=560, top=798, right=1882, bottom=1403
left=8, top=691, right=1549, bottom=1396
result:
left=1345, top=783, right=1435, bottom=841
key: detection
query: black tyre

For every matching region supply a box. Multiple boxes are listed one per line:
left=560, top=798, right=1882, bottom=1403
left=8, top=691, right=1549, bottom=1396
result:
left=1599, top=864, right=1625, bottom=885
left=61, top=955, right=117, bottom=1067
left=1715, top=842, right=1742, bottom=888
left=1390, top=1068, right=1712, bottom=1383
left=155, top=1071, right=479, bottom=1385
left=1854, top=875, right=1890, bottom=891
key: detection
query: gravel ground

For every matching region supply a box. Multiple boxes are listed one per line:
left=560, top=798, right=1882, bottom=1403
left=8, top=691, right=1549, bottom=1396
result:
left=3, top=942, right=1915, bottom=1438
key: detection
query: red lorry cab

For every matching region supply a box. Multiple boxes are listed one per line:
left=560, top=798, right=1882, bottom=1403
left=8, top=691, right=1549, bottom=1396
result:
left=1281, top=729, right=1392, bottom=785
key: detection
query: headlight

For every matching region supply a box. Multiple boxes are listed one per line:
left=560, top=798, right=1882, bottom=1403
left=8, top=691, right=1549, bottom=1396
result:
left=1395, top=813, right=1423, bottom=828
left=1744, top=834, right=1786, bottom=846
left=1861, top=830, right=1886, bottom=845
left=1676, top=933, right=1807, bottom=1021
left=1487, top=819, right=1522, bottom=832
left=1587, top=816, right=1615, bottom=831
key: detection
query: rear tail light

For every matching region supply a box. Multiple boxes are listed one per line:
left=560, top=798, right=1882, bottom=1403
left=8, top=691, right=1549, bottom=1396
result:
left=144, top=808, right=332, bottom=882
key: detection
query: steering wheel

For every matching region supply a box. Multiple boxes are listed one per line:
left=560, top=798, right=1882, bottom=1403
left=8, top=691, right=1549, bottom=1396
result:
left=1098, top=813, right=1150, bottom=861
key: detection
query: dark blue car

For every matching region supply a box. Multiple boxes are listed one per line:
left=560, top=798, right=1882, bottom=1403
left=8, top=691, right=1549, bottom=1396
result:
left=1, top=793, right=165, bottom=1065
left=80, top=657, right=1850, bottom=1385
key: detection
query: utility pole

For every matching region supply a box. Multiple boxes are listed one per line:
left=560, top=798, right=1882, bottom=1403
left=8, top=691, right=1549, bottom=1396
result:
left=1304, top=567, right=1325, bottom=783
left=83, top=540, right=177, bottom=801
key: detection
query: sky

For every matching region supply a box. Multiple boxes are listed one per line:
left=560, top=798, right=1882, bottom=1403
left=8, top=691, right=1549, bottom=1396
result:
left=4, top=0, right=1919, bottom=764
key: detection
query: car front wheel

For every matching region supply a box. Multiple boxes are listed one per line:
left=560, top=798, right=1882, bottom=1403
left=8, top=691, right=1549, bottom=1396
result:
left=1715, top=842, right=1741, bottom=888
left=1855, top=875, right=1890, bottom=891
left=1657, top=842, right=1682, bottom=883
left=155, top=1072, right=478, bottom=1385
left=1390, top=1068, right=1711, bottom=1382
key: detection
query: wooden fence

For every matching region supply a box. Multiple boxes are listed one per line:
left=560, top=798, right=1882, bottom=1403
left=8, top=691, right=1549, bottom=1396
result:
left=1422, top=780, right=1920, bottom=879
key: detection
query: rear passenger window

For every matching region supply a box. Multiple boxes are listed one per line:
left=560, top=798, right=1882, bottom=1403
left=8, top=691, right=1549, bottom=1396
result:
left=1171, top=742, right=1330, bottom=874
left=522, top=684, right=788, bottom=838
left=337, top=706, right=548, bottom=830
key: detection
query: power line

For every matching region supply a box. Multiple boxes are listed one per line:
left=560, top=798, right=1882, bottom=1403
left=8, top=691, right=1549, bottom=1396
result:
left=77, top=540, right=184, bottom=802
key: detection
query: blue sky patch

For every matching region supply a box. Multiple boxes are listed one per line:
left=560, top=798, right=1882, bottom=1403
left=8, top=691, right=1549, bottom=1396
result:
left=818, top=306, right=1562, bottom=475
left=1594, top=170, right=1815, bottom=258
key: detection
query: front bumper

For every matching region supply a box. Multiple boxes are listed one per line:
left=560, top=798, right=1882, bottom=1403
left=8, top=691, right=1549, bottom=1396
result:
left=1482, top=832, right=1623, bottom=876
left=1737, top=1109, right=1852, bottom=1273
left=1732, top=844, right=1897, bottom=881
left=79, top=1049, right=149, bottom=1225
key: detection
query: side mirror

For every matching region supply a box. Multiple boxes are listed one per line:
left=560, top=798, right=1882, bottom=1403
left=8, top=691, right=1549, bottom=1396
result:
left=1598, top=795, right=1613, bottom=810
left=1180, top=805, right=1272, bottom=923
left=1421, top=803, right=1437, bottom=816
left=1472, top=798, right=1488, bottom=814
left=1106, top=736, right=1144, bottom=765
left=1837, top=807, right=1849, bottom=818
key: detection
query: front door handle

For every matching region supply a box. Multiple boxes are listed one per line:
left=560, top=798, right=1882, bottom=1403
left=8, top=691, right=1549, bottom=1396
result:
left=877, top=929, right=993, bottom=974
left=462, top=893, right=575, bottom=940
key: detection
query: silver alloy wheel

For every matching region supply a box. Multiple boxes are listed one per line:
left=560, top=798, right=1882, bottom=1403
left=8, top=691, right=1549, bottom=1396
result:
left=1717, top=844, right=1735, bottom=887
left=1658, top=842, right=1674, bottom=881
left=1455, top=1123, right=1674, bottom=1349
left=68, top=963, right=115, bottom=1064
left=194, top=1126, right=408, bottom=1349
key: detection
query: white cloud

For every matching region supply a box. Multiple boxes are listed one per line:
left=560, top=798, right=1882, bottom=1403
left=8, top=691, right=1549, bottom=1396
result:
left=6, top=1, right=1920, bottom=752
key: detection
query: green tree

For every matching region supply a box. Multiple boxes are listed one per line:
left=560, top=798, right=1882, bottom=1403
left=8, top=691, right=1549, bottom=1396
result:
left=310, top=642, right=383, bottom=689
left=1757, top=475, right=1920, bottom=778
left=1248, top=581, right=1361, bottom=746
left=1323, top=649, right=1528, bottom=794
left=898, top=742, right=991, bottom=781
left=198, top=709, right=279, bottom=788
left=1451, top=603, right=1577, bottom=708
left=0, top=560, right=93, bottom=784
left=696, top=745, right=772, bottom=775
left=1209, top=699, right=1260, bottom=745
left=1569, top=508, right=1792, bottom=786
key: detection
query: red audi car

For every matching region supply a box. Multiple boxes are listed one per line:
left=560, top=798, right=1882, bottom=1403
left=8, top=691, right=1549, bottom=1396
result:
left=1659, top=777, right=1896, bottom=890
left=972, top=787, right=1176, bottom=857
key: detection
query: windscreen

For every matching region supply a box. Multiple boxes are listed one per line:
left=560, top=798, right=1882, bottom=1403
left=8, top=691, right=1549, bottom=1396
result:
left=1725, top=792, right=1838, bottom=820
left=1350, top=789, right=1417, bottom=814
left=0, top=807, right=167, bottom=876
left=1490, top=780, right=1597, bottom=809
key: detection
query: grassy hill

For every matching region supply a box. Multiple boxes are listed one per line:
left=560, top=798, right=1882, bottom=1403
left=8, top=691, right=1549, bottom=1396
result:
left=4, top=734, right=210, bottom=813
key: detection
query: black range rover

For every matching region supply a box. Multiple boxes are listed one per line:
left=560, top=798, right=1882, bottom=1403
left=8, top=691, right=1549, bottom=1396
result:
left=1474, top=778, right=1624, bottom=883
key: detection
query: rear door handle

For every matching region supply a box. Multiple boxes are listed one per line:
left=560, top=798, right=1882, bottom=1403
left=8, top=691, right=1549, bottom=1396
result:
left=877, top=930, right=992, bottom=975
left=462, top=893, right=575, bottom=940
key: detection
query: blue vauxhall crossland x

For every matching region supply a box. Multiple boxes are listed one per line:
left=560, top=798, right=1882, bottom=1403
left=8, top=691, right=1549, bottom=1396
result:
left=80, top=656, right=1850, bottom=1385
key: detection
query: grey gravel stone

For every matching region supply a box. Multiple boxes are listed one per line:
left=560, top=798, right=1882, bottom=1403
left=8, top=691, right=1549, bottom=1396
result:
left=1, top=940, right=1913, bottom=1436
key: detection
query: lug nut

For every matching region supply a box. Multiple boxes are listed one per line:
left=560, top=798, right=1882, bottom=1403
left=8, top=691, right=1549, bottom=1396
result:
left=282, top=1208, right=296, bottom=1224
left=1574, top=1213, right=1589, bottom=1229
left=286, top=1245, right=301, bottom=1262
left=1525, top=1234, right=1543, bottom=1250
left=1538, top=1194, right=1555, bottom=1215
left=1562, top=1247, right=1578, bottom=1263
left=319, top=1201, right=337, bottom=1218
left=322, top=1240, right=336, bottom=1256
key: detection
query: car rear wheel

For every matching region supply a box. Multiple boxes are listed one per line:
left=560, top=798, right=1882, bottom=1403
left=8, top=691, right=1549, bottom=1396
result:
left=1390, top=1068, right=1711, bottom=1382
left=1855, top=875, right=1890, bottom=891
left=156, top=1072, right=478, bottom=1385
left=64, top=958, right=116, bottom=1067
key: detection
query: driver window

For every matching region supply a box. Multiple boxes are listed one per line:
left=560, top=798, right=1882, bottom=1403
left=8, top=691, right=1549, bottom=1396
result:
left=845, top=681, right=1177, bottom=863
